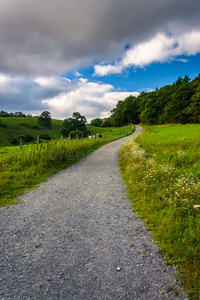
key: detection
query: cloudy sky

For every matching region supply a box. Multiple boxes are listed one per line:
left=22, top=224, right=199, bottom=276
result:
left=0, top=0, right=200, bottom=121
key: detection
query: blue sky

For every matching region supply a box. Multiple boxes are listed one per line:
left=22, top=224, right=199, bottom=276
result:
left=66, top=53, right=200, bottom=93
left=0, top=0, right=200, bottom=121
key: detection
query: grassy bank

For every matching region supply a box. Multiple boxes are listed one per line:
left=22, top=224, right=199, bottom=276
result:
left=0, top=117, right=64, bottom=147
left=120, top=124, right=200, bottom=299
left=0, top=125, right=133, bottom=207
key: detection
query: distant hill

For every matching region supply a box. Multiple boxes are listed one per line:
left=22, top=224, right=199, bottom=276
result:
left=0, top=117, right=119, bottom=147
left=0, top=117, right=63, bottom=147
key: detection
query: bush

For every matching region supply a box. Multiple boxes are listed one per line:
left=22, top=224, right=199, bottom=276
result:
left=24, top=135, right=34, bottom=142
left=10, top=136, right=19, bottom=145
left=70, top=130, right=84, bottom=138
left=39, top=134, right=51, bottom=140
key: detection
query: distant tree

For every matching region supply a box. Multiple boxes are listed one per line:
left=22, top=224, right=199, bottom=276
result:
left=38, top=111, right=52, bottom=128
left=122, top=95, right=139, bottom=124
left=111, top=100, right=125, bottom=126
left=184, top=84, right=200, bottom=123
left=163, top=83, right=195, bottom=123
left=100, top=117, right=112, bottom=127
left=90, top=118, right=103, bottom=127
left=15, top=111, right=26, bottom=117
left=61, top=112, right=87, bottom=137
left=0, top=111, right=9, bottom=117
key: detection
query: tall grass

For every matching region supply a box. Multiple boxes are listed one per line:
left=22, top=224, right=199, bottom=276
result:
left=0, top=125, right=133, bottom=206
left=120, top=125, right=200, bottom=299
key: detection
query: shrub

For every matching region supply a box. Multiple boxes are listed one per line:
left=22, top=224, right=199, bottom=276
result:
left=10, top=136, right=19, bottom=145
left=24, top=135, right=34, bottom=142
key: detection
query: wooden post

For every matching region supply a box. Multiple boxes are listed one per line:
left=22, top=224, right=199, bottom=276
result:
left=69, top=133, right=71, bottom=141
left=61, top=134, right=63, bottom=141
left=37, top=135, right=39, bottom=144
left=20, top=138, right=23, bottom=151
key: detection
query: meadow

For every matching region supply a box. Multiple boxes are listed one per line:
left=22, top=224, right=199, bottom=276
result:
left=120, top=124, right=200, bottom=299
left=0, top=124, right=133, bottom=207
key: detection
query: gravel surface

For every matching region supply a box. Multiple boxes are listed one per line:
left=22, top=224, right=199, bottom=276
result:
left=0, top=125, right=188, bottom=300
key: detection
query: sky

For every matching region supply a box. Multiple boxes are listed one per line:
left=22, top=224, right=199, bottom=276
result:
left=0, top=0, right=200, bottom=121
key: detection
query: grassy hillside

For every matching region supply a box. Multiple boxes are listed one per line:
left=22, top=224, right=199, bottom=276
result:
left=0, top=117, right=63, bottom=147
left=86, top=124, right=117, bottom=134
left=0, top=118, right=127, bottom=147
left=120, top=124, right=200, bottom=299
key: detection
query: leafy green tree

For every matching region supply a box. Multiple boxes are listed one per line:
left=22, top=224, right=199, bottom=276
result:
left=15, top=112, right=26, bottom=117
left=184, top=84, right=200, bottom=123
left=38, top=111, right=52, bottom=128
left=122, top=95, right=139, bottom=124
left=111, top=100, right=125, bottom=126
left=0, top=111, right=10, bottom=117
left=61, top=112, right=87, bottom=137
left=100, top=117, right=112, bottom=127
left=164, top=83, right=195, bottom=123
left=90, top=118, right=103, bottom=127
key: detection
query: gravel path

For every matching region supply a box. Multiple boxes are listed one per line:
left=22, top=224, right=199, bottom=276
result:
left=0, top=126, right=188, bottom=300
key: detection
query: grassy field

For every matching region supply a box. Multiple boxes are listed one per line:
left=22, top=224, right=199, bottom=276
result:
left=86, top=124, right=118, bottom=134
left=0, top=117, right=122, bottom=147
left=0, top=124, right=133, bottom=207
left=0, top=117, right=63, bottom=147
left=120, top=124, right=200, bottom=299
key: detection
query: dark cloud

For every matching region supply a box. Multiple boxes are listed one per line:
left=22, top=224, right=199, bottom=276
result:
left=0, top=0, right=199, bottom=76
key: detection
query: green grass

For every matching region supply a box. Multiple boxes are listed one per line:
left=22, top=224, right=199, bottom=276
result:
left=86, top=124, right=118, bottom=134
left=0, top=125, right=134, bottom=207
left=120, top=124, right=200, bottom=299
left=0, top=117, right=63, bottom=147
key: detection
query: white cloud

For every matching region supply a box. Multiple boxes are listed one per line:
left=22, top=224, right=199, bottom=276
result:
left=34, top=76, right=71, bottom=90
left=94, top=30, right=200, bottom=75
left=0, top=72, right=139, bottom=120
left=94, top=64, right=123, bottom=76
left=43, top=79, right=139, bottom=120
left=74, top=71, right=82, bottom=77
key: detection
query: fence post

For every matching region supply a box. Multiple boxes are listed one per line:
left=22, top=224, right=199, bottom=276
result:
left=37, top=135, right=39, bottom=144
left=20, top=138, right=23, bottom=151
left=69, top=133, right=71, bottom=141
left=61, top=134, right=63, bottom=141
left=87, top=133, right=89, bottom=141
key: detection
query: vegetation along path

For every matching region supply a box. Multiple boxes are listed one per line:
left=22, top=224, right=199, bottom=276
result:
left=0, top=126, right=187, bottom=299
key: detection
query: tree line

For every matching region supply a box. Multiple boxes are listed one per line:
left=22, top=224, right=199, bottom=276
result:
left=91, top=74, right=200, bottom=126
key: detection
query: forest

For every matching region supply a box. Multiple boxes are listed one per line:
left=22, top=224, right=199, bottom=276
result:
left=97, top=74, right=200, bottom=126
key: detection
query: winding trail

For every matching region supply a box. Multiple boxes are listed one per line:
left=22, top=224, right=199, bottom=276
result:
left=0, top=126, right=187, bottom=299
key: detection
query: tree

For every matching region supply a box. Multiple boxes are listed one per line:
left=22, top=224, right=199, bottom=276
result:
left=184, top=84, right=200, bottom=123
left=100, top=117, right=112, bottom=127
left=61, top=112, right=87, bottom=137
left=90, top=118, right=103, bottom=127
left=111, top=100, right=125, bottom=126
left=38, top=111, right=52, bottom=128
left=122, top=95, right=139, bottom=124
left=0, top=111, right=9, bottom=117
left=164, top=83, right=195, bottom=123
left=15, top=112, right=26, bottom=117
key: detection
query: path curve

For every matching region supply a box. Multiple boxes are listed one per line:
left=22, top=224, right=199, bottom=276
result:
left=0, top=126, right=187, bottom=299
